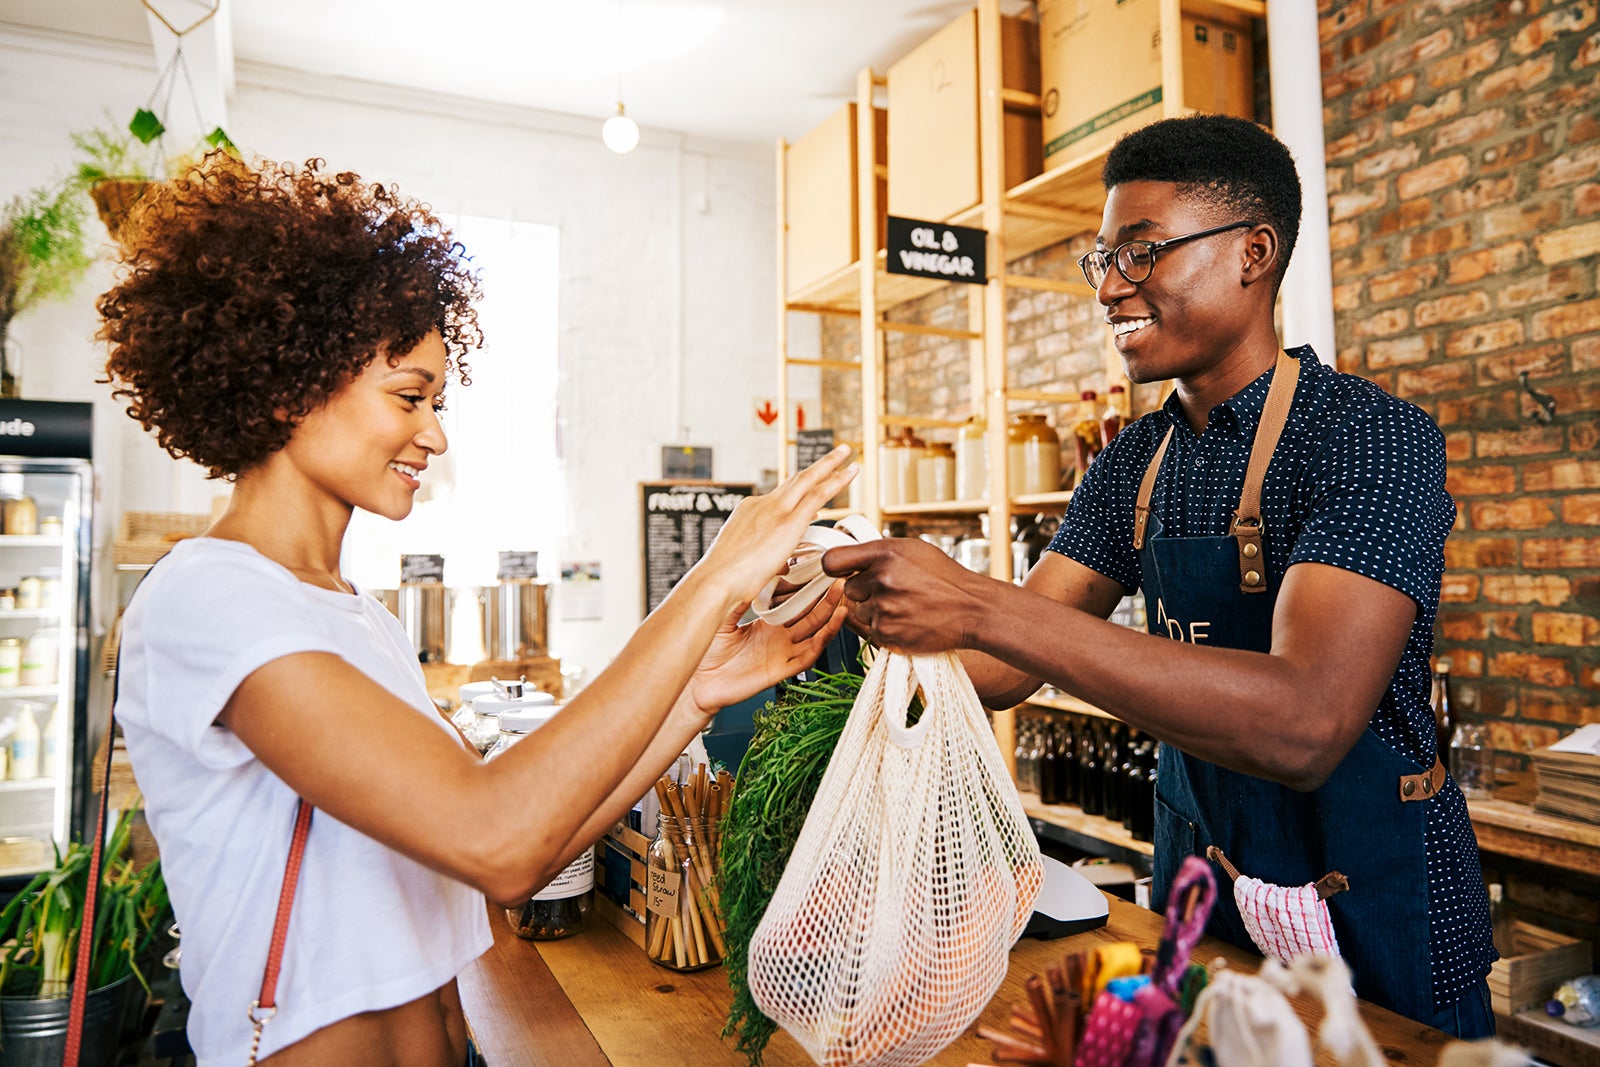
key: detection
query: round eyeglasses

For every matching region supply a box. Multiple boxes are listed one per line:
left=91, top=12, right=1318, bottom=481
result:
left=1078, top=220, right=1254, bottom=289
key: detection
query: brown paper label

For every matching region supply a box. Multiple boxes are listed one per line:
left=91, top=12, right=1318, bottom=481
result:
left=646, top=867, right=681, bottom=918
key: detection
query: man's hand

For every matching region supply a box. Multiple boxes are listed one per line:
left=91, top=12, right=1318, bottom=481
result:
left=821, top=538, right=993, bottom=654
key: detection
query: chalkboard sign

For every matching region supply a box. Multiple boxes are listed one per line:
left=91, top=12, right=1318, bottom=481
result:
left=886, top=216, right=987, bottom=284
left=795, top=428, right=835, bottom=470
left=400, top=553, right=445, bottom=583
left=497, top=551, right=540, bottom=580
left=641, top=482, right=753, bottom=614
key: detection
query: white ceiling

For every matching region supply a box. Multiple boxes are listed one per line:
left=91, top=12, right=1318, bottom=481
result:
left=2, top=0, right=1030, bottom=146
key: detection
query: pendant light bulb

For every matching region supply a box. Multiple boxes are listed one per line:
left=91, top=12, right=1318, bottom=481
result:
left=602, top=102, right=640, bottom=154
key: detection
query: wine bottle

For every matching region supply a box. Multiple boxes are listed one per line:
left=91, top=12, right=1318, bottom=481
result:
left=1101, top=723, right=1126, bottom=823
left=1039, top=720, right=1061, bottom=805
left=1432, top=661, right=1454, bottom=759
left=1079, top=721, right=1105, bottom=817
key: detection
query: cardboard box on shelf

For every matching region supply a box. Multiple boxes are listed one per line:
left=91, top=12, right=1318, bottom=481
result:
left=785, top=102, right=887, bottom=297
left=887, top=10, right=1043, bottom=224
left=1040, top=0, right=1256, bottom=171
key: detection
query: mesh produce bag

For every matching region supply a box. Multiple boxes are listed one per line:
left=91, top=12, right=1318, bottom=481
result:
left=747, top=650, right=1044, bottom=1066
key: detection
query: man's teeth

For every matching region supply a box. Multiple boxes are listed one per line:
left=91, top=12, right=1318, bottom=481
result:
left=1112, top=318, right=1154, bottom=337
left=390, top=462, right=419, bottom=478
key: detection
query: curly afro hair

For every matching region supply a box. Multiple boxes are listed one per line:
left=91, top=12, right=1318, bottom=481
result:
left=99, top=153, right=482, bottom=479
left=1102, top=114, right=1302, bottom=291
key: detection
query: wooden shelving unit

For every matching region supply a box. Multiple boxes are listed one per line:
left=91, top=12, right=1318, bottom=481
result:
left=775, top=0, right=1267, bottom=565
left=775, top=0, right=1268, bottom=787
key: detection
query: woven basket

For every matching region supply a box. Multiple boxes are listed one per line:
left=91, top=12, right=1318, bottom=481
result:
left=112, top=510, right=210, bottom=568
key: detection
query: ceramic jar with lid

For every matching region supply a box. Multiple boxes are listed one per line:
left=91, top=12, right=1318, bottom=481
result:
left=1007, top=413, right=1061, bottom=497
left=955, top=417, right=987, bottom=500
left=487, top=705, right=594, bottom=941
left=916, top=441, right=955, bottom=503
left=878, top=430, right=923, bottom=507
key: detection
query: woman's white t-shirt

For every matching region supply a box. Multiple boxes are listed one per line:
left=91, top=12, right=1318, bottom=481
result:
left=118, top=538, right=492, bottom=1064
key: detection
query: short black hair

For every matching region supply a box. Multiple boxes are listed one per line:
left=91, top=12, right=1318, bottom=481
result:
left=1102, top=114, right=1302, bottom=289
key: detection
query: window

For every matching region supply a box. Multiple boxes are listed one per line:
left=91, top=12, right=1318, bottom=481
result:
left=342, top=216, right=562, bottom=660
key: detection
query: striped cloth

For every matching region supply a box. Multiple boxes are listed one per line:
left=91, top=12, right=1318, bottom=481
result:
left=1233, top=873, right=1343, bottom=964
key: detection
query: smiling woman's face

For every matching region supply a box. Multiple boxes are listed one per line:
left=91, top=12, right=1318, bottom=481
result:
left=1092, top=180, right=1262, bottom=386
left=276, top=331, right=451, bottom=521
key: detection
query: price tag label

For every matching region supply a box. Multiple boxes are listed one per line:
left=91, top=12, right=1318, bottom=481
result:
left=497, top=551, right=539, bottom=580
left=646, top=866, right=681, bottom=918
left=400, top=554, right=444, bottom=583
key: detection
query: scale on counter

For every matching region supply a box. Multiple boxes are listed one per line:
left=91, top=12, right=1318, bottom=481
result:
left=1023, top=855, right=1111, bottom=940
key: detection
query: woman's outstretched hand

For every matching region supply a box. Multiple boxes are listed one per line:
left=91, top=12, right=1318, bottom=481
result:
left=683, top=581, right=848, bottom=720
left=693, top=445, right=858, bottom=611
left=821, top=537, right=988, bottom=654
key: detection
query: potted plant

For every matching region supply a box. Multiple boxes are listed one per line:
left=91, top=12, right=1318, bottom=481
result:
left=0, top=179, right=94, bottom=398
left=0, top=807, right=170, bottom=1066
left=70, top=127, right=152, bottom=241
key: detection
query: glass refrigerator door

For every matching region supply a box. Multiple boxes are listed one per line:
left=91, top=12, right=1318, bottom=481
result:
left=0, top=461, right=90, bottom=878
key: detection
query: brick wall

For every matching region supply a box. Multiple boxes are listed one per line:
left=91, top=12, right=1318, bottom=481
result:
left=1320, top=0, right=1600, bottom=769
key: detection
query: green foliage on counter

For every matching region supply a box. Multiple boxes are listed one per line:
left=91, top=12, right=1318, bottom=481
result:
left=720, top=667, right=861, bottom=1065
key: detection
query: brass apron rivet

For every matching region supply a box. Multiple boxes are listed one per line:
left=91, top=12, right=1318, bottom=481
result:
left=1243, top=542, right=1259, bottom=558
left=1244, top=570, right=1261, bottom=585
left=1403, top=780, right=1416, bottom=797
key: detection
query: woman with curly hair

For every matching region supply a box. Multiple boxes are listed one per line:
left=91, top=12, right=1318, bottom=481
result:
left=98, top=154, right=857, bottom=1066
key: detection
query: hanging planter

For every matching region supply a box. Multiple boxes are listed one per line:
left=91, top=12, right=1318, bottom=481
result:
left=72, top=0, right=237, bottom=244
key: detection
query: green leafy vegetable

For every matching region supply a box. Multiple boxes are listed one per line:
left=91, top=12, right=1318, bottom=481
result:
left=720, top=668, right=861, bottom=1065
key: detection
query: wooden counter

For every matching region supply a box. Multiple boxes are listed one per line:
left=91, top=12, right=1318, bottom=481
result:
left=458, top=895, right=1453, bottom=1067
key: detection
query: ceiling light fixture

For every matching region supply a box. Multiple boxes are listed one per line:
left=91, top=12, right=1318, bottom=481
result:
left=601, top=0, right=639, bottom=154
left=603, top=101, right=639, bottom=154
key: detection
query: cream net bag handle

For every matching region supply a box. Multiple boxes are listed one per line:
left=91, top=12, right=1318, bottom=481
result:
left=746, top=635, right=1044, bottom=1066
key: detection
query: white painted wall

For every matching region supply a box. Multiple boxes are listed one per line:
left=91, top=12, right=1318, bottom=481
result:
left=0, top=28, right=781, bottom=680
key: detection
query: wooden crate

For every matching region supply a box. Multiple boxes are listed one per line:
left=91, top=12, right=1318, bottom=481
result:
left=1488, top=921, right=1593, bottom=1015
left=593, top=818, right=652, bottom=950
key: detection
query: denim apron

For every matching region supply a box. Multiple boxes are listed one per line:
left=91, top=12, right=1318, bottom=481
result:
left=1136, top=351, right=1442, bottom=1022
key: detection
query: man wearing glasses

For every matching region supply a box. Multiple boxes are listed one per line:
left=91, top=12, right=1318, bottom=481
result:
left=823, top=114, right=1495, bottom=1036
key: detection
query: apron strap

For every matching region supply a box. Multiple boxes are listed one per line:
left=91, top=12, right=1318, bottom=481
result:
left=1398, top=756, right=1447, bottom=803
left=1132, top=428, right=1174, bottom=551
left=1132, top=351, right=1300, bottom=584
left=1229, top=350, right=1301, bottom=594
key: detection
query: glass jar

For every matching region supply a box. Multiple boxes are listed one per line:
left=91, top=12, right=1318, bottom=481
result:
left=1007, top=414, right=1061, bottom=497
left=3, top=495, right=37, bottom=536
left=467, top=683, right=554, bottom=756
left=1071, top=390, right=1103, bottom=487
left=1449, top=722, right=1493, bottom=800
left=0, top=637, right=21, bottom=687
left=645, top=814, right=724, bottom=971
left=956, top=417, right=987, bottom=500
left=487, top=707, right=593, bottom=940
left=20, top=629, right=57, bottom=687
left=916, top=441, right=956, bottom=503
left=15, top=576, right=40, bottom=611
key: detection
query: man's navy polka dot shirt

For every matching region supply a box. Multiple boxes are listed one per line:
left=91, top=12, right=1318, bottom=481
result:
left=1048, top=345, right=1495, bottom=1011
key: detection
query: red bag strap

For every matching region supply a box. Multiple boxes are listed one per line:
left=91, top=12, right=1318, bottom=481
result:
left=247, top=798, right=313, bottom=1064
left=66, top=572, right=314, bottom=1067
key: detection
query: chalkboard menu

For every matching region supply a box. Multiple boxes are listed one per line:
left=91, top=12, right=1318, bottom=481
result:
left=641, top=482, right=753, bottom=614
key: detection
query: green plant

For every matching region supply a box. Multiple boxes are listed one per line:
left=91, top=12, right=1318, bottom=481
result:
left=0, top=807, right=170, bottom=999
left=720, top=668, right=861, bottom=1065
left=0, top=179, right=93, bottom=336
